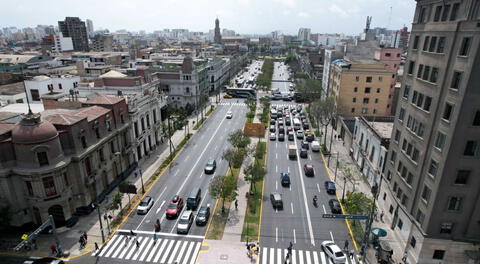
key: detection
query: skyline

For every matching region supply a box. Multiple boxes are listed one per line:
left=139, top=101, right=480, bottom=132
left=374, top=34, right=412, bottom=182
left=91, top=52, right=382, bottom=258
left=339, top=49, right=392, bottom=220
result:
left=2, top=0, right=416, bottom=35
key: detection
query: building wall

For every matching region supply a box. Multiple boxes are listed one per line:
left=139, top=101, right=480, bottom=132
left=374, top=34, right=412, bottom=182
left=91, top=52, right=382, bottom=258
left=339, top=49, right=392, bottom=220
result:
left=25, top=76, right=80, bottom=103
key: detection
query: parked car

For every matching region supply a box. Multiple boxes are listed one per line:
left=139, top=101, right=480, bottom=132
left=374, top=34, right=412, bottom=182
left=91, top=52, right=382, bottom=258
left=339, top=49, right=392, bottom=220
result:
left=270, top=192, right=283, bottom=210
left=329, top=199, right=342, bottom=214
left=304, top=164, right=314, bottom=177
left=296, top=130, right=304, bottom=139
left=325, top=181, right=336, bottom=195
left=321, top=241, right=347, bottom=264
left=300, top=148, right=308, bottom=159
left=280, top=172, right=291, bottom=187
left=177, top=210, right=194, bottom=234
left=204, top=159, right=216, bottom=174
left=166, top=195, right=184, bottom=219
left=137, top=196, right=154, bottom=214
left=270, top=119, right=276, bottom=125
left=269, top=132, right=276, bottom=141
left=278, top=133, right=285, bottom=141
left=195, top=205, right=211, bottom=226
left=303, top=122, right=310, bottom=130
left=226, top=111, right=233, bottom=119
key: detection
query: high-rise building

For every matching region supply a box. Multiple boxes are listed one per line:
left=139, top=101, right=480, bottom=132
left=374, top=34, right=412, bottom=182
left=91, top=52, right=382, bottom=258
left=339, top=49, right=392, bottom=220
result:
left=58, top=17, right=89, bottom=51
left=398, top=26, right=410, bottom=53
left=86, top=19, right=94, bottom=35
left=214, top=18, right=222, bottom=44
left=297, top=28, right=311, bottom=42
left=379, top=1, right=480, bottom=263
left=92, top=34, right=113, bottom=52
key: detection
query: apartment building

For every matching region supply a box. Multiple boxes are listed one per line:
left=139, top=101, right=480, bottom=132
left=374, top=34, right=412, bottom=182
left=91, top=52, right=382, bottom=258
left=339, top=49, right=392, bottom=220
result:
left=379, top=1, right=480, bottom=263
left=58, top=17, right=89, bottom=52
left=330, top=58, right=393, bottom=116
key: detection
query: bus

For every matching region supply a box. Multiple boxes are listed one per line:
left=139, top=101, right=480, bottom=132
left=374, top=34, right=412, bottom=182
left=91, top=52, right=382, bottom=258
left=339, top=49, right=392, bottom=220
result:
left=293, top=118, right=302, bottom=130
left=226, top=88, right=256, bottom=98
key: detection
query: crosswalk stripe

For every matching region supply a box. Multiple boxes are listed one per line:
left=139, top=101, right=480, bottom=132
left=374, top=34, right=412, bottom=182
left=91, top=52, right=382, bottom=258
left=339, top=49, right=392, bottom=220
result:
left=146, top=238, right=162, bottom=262
left=182, top=241, right=196, bottom=264
left=306, top=251, right=312, bottom=264
left=320, top=252, right=326, bottom=263
left=313, top=251, right=320, bottom=264
left=175, top=241, right=189, bottom=263
left=103, top=235, right=122, bottom=258
left=132, top=237, right=149, bottom=260
left=138, top=237, right=155, bottom=261
left=188, top=242, right=201, bottom=264
left=117, top=237, right=135, bottom=259
left=97, top=235, right=119, bottom=257
left=299, top=250, right=304, bottom=264
left=167, top=240, right=182, bottom=264
left=292, top=249, right=297, bottom=264
left=110, top=236, right=125, bottom=258
left=153, top=239, right=169, bottom=263
left=125, top=236, right=143, bottom=260
left=269, top=247, right=274, bottom=264
left=262, top=247, right=267, bottom=264
left=160, top=239, right=175, bottom=263
left=277, top=248, right=282, bottom=264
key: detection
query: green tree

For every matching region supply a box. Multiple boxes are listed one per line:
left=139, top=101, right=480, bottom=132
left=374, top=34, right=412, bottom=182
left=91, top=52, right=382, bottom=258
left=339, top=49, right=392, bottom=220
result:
left=228, top=129, right=251, bottom=149
left=313, top=96, right=336, bottom=147
left=109, top=192, right=124, bottom=211
left=295, top=79, right=322, bottom=102
left=209, top=175, right=238, bottom=213
left=244, top=162, right=265, bottom=194
left=344, top=192, right=372, bottom=216
left=339, top=162, right=357, bottom=192
left=222, top=149, right=236, bottom=177
left=245, top=98, right=256, bottom=112
left=233, top=148, right=247, bottom=168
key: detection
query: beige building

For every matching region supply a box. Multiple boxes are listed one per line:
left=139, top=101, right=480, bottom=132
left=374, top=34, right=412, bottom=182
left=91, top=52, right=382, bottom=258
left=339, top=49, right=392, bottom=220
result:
left=330, top=58, right=394, bottom=116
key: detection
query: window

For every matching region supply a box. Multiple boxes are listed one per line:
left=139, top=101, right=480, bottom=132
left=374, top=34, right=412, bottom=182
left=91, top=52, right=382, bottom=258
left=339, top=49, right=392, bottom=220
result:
left=398, top=219, right=403, bottom=230
left=433, top=250, right=445, bottom=260
left=450, top=71, right=462, bottom=90
left=354, top=87, right=358, bottom=92
left=42, top=176, right=57, bottom=197
left=99, top=148, right=105, bottom=161
left=31, top=89, right=40, bottom=101
left=428, top=159, right=438, bottom=177
left=412, top=36, right=420, bottom=49
left=450, top=3, right=460, bottom=20
left=408, top=61, right=415, bottom=75
left=434, top=132, right=446, bottom=150
left=418, top=6, right=427, bottom=23
left=376, top=88, right=380, bottom=93
left=464, top=140, right=478, bottom=156
left=455, top=170, right=470, bottom=184
left=64, top=173, right=69, bottom=186
left=58, top=83, right=63, bottom=90
left=423, top=96, right=432, bottom=112
left=387, top=170, right=393, bottom=181
left=412, top=149, right=419, bottom=162
left=385, top=53, right=391, bottom=57
left=351, top=108, right=355, bottom=113
left=379, top=76, right=383, bottom=82
left=394, top=130, right=401, bottom=142
left=401, top=194, right=409, bottom=206
left=365, top=87, right=371, bottom=93
left=440, top=223, right=453, bottom=234
left=443, top=103, right=453, bottom=121
left=429, top=36, right=437, bottom=52
left=473, top=111, right=480, bottom=126
left=416, top=93, right=424, bottom=107
left=85, top=157, right=92, bottom=176
left=406, top=143, right=413, bottom=155
left=37, top=151, right=49, bottom=166
left=110, top=140, right=115, bottom=154
left=447, top=197, right=462, bottom=211
left=441, top=5, right=451, bottom=21
left=410, top=237, right=417, bottom=248
left=423, top=36, right=430, bottom=51
left=352, top=97, right=356, bottom=103
left=430, top=67, right=438, bottom=83
left=355, top=76, right=359, bottom=81
left=25, top=181, right=33, bottom=196
left=416, top=209, right=425, bottom=225
left=417, top=64, right=424, bottom=78
left=437, top=37, right=446, bottom=53
left=134, top=122, right=139, bottom=138
left=374, top=98, right=379, bottom=104
left=366, top=76, right=372, bottom=83
left=418, top=123, right=425, bottom=138
left=433, top=5, right=442, bottom=22
left=390, top=151, right=397, bottom=163
left=363, top=98, right=369, bottom=104
left=373, top=109, right=377, bottom=114
left=422, top=185, right=432, bottom=204
left=459, top=37, right=471, bottom=56
left=422, top=66, right=430, bottom=80
left=399, top=108, right=405, bottom=121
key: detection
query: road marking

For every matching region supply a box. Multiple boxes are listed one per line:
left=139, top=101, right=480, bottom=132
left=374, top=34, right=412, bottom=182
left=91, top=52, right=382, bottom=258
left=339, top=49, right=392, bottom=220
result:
left=313, top=251, right=320, bottom=264
left=175, top=241, right=188, bottom=263
left=330, top=231, right=335, bottom=242
left=291, top=202, right=294, bottom=214
left=275, top=227, right=278, bottom=242
left=293, top=229, right=297, bottom=244
left=97, top=235, right=119, bottom=257
left=152, top=239, right=169, bottom=263
left=309, top=155, right=312, bottom=160
left=188, top=242, right=202, bottom=264
left=323, top=204, right=327, bottom=214
left=317, top=183, right=321, bottom=193
left=276, top=153, right=278, bottom=159
left=275, top=165, right=278, bottom=173
left=199, top=172, right=204, bottom=178
left=277, top=248, right=282, bottom=264
left=269, top=247, right=274, bottom=263
left=155, top=200, right=166, bottom=214
left=117, top=229, right=205, bottom=239
left=287, top=166, right=290, bottom=173
left=285, top=144, right=288, bottom=149
left=276, top=180, right=278, bottom=190
left=160, top=240, right=175, bottom=263
left=135, top=186, right=168, bottom=230
left=262, top=247, right=267, bottom=264
left=138, top=237, right=155, bottom=261
left=167, top=240, right=181, bottom=263
left=320, top=251, right=327, bottom=263
left=299, top=250, right=304, bottom=264
left=145, top=238, right=162, bottom=262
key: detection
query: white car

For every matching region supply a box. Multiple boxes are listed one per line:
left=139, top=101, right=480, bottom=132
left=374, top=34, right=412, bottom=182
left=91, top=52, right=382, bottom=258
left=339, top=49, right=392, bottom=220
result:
left=177, top=210, right=194, bottom=234
left=321, top=241, right=347, bottom=263
left=137, top=196, right=154, bottom=214
left=226, top=111, right=233, bottom=119
left=269, top=132, right=276, bottom=141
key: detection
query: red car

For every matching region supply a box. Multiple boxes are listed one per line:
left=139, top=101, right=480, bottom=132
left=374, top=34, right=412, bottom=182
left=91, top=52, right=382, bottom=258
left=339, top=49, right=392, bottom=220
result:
left=304, top=164, right=314, bottom=177
left=166, top=195, right=184, bottom=219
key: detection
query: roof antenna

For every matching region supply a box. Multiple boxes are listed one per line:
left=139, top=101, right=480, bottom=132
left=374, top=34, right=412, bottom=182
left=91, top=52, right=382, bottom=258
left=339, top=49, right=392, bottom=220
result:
left=21, top=69, right=33, bottom=115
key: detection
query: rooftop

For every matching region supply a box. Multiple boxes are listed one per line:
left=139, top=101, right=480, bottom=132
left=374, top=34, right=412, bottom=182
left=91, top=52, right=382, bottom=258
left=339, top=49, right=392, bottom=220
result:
left=100, top=70, right=127, bottom=78
left=0, top=103, right=44, bottom=114
left=370, top=121, right=394, bottom=139
left=84, top=95, right=124, bottom=105
left=0, top=82, right=25, bottom=96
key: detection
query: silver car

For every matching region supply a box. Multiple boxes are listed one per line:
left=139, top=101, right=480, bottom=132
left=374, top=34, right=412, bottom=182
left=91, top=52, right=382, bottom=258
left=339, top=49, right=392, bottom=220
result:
left=177, top=210, right=194, bottom=234
left=137, top=196, right=154, bottom=214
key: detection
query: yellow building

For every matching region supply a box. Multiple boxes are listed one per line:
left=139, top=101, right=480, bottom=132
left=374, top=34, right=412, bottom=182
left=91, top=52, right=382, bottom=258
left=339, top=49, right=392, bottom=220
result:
left=330, top=58, right=393, bottom=116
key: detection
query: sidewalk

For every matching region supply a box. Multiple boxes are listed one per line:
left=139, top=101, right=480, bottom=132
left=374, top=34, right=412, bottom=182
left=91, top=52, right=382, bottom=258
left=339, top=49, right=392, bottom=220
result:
left=20, top=97, right=216, bottom=259
left=323, top=124, right=405, bottom=264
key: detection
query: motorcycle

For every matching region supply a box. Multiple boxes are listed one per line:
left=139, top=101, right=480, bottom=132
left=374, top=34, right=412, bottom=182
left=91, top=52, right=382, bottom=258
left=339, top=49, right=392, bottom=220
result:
left=313, top=196, right=318, bottom=207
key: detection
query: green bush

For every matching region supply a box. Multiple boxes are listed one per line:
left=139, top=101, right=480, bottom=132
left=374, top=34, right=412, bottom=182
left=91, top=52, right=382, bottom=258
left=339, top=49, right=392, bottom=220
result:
left=233, top=148, right=247, bottom=168
left=255, top=142, right=266, bottom=160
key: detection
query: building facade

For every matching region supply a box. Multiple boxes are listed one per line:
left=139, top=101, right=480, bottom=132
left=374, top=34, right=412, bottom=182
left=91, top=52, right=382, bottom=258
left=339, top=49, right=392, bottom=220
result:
left=214, top=18, right=222, bottom=44
left=92, top=34, right=114, bottom=52
left=207, top=57, right=231, bottom=94
left=52, top=32, right=74, bottom=53
left=323, top=47, right=345, bottom=96
left=24, top=75, right=80, bottom=103
left=330, top=58, right=393, bottom=116
left=379, top=1, right=480, bottom=263
left=58, top=17, right=89, bottom=51
left=374, top=47, right=402, bottom=115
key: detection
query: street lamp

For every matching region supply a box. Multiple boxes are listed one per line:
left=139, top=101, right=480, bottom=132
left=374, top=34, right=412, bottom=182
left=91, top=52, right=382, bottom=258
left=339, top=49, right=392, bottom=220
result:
left=341, top=177, right=347, bottom=204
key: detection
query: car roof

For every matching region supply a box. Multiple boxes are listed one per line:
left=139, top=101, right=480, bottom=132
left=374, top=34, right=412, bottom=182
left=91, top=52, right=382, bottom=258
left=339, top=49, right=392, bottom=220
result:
left=180, top=210, right=193, bottom=219
left=271, top=192, right=282, bottom=199
left=142, top=196, right=152, bottom=202
left=305, top=164, right=313, bottom=168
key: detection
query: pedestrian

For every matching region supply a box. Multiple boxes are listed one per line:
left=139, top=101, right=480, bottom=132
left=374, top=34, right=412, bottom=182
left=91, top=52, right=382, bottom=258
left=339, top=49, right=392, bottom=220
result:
left=79, top=237, right=85, bottom=249
left=136, top=240, right=140, bottom=249
left=153, top=232, right=157, bottom=244
left=130, top=229, right=135, bottom=237
left=374, top=210, right=378, bottom=221
left=344, top=240, right=349, bottom=251
left=50, top=244, right=57, bottom=255
left=134, top=172, right=138, bottom=178
left=380, top=211, right=385, bottom=223
left=402, top=251, right=408, bottom=263
left=95, top=242, right=99, bottom=251
left=125, top=235, right=129, bottom=247
left=349, top=249, right=354, bottom=259
left=83, top=232, right=88, bottom=241
left=235, top=200, right=238, bottom=210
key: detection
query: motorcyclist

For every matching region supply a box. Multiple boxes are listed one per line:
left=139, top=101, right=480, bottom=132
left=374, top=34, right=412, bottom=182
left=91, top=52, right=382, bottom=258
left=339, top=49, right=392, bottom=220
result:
left=313, top=195, right=318, bottom=206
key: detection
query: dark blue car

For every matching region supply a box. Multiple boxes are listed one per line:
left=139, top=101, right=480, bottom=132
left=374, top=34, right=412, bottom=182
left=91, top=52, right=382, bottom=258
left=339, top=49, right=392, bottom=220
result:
left=281, top=172, right=291, bottom=187
left=324, top=181, right=336, bottom=195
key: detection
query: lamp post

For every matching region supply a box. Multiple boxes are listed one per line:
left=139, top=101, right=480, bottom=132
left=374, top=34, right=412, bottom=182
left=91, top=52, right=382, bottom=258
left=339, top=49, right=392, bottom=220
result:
left=341, top=176, right=347, bottom=204
left=334, top=154, right=340, bottom=181
left=93, top=203, right=105, bottom=243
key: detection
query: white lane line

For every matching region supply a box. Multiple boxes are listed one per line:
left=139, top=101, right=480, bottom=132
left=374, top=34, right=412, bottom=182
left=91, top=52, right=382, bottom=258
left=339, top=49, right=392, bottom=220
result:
left=309, top=155, right=312, bottom=160
left=276, top=165, right=278, bottom=173
left=182, top=242, right=195, bottom=264
left=125, top=236, right=143, bottom=259
left=175, top=241, right=188, bottom=263
left=136, top=187, right=167, bottom=230
left=317, top=183, right=321, bottom=193
left=262, top=247, right=267, bottom=264
left=286, top=144, right=288, bottom=149
left=323, top=204, right=327, bottom=214
left=277, top=248, right=282, bottom=264
left=117, top=236, right=136, bottom=259
left=276, top=153, right=278, bottom=159
left=288, top=166, right=290, bottom=173
left=138, top=237, right=155, bottom=261
left=276, top=180, right=278, bottom=190
left=289, top=184, right=292, bottom=191
left=199, top=172, right=204, bottom=178
left=155, top=200, right=166, bottom=214
left=269, top=248, right=274, bottom=264
left=117, top=229, right=205, bottom=239
left=330, top=231, right=335, bottom=242
left=320, top=252, right=327, bottom=263
left=276, top=227, right=278, bottom=242
left=293, top=133, right=316, bottom=246
left=291, top=203, right=294, bottom=214
left=292, top=250, right=297, bottom=264
left=293, top=229, right=297, bottom=244
left=313, top=251, right=320, bottom=264
left=306, top=251, right=312, bottom=264
left=103, top=235, right=122, bottom=257
left=299, top=250, right=304, bottom=264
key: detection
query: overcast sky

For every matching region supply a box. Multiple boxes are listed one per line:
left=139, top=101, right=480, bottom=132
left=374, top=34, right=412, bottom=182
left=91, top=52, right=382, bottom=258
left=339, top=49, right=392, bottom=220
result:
left=2, top=0, right=416, bottom=35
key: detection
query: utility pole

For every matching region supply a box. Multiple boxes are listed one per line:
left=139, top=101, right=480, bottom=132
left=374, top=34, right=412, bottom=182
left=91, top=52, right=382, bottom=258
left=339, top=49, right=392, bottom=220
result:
left=94, top=203, right=105, bottom=243
left=341, top=177, right=347, bottom=204
left=360, top=180, right=380, bottom=261
left=334, top=154, right=339, bottom=181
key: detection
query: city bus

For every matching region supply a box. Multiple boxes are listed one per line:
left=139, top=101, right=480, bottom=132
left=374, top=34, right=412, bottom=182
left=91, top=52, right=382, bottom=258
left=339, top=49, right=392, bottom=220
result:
left=226, top=88, right=256, bottom=98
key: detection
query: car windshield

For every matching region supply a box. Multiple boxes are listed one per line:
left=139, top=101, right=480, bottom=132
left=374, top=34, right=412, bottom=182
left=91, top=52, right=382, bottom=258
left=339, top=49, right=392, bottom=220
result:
left=178, top=218, right=189, bottom=225
left=198, top=210, right=206, bottom=217
left=168, top=203, right=177, bottom=209
left=207, top=160, right=214, bottom=166
left=140, top=201, right=148, bottom=206
left=335, top=251, right=345, bottom=257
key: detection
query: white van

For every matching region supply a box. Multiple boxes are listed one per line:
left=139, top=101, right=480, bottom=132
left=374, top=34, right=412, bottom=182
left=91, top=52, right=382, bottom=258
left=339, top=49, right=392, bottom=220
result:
left=311, top=141, right=320, bottom=152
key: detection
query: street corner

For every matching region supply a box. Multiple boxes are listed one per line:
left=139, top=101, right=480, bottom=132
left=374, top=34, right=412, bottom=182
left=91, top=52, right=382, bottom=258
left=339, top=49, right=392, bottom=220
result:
left=199, top=242, right=211, bottom=252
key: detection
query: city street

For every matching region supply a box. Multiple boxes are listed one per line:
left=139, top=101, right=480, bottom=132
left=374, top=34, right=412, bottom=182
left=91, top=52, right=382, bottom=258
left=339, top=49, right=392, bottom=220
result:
left=259, top=62, right=355, bottom=264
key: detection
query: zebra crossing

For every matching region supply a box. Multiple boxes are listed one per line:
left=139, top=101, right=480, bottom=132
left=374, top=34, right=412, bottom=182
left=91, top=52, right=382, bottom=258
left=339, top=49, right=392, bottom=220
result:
left=218, top=102, right=247, bottom=106
left=94, top=234, right=202, bottom=264
left=259, top=247, right=356, bottom=264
